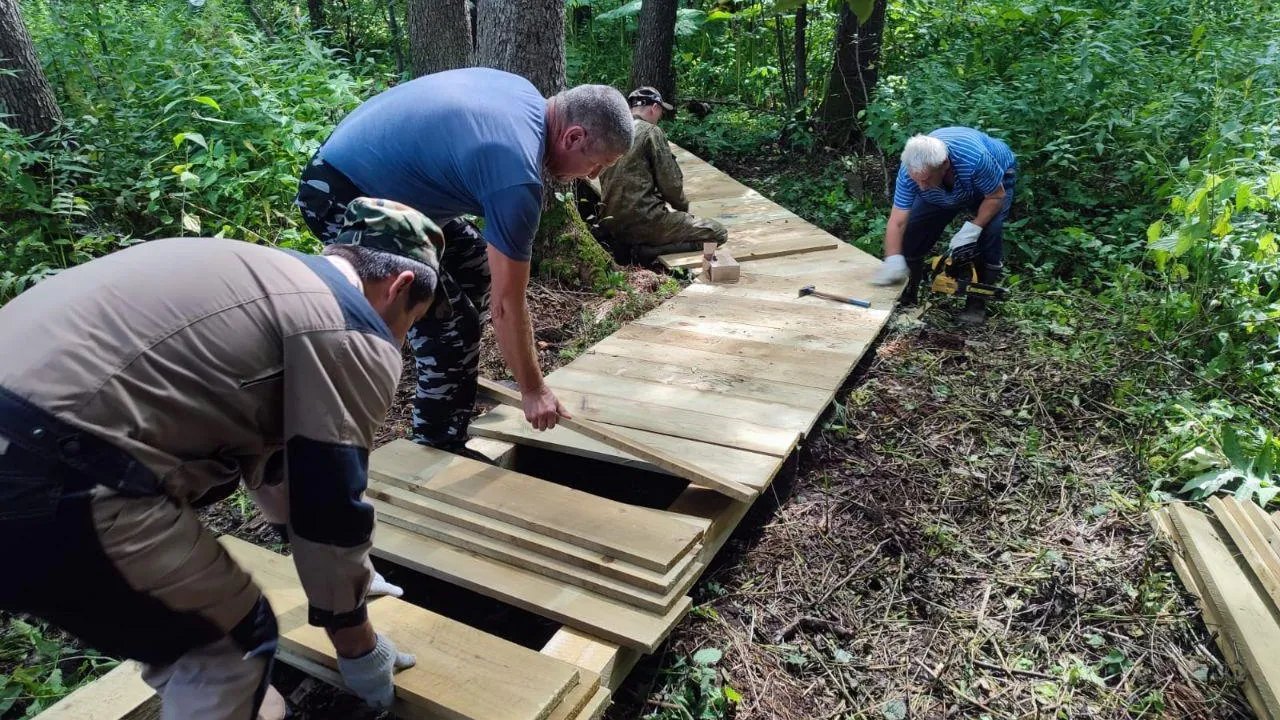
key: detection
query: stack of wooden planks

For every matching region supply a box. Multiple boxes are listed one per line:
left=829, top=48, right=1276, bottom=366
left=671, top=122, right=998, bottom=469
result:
left=1150, top=498, right=1280, bottom=720
left=366, top=440, right=707, bottom=617
left=38, top=536, right=609, bottom=720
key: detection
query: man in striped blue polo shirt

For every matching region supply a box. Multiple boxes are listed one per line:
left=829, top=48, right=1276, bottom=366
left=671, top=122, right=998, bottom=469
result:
left=871, top=126, right=1016, bottom=324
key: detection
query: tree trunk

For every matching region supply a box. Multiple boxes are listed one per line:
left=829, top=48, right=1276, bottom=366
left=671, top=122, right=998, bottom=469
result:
left=793, top=3, right=807, bottom=102
left=773, top=14, right=792, bottom=107
left=0, top=0, right=61, bottom=137
left=817, top=0, right=886, bottom=148
left=244, top=0, right=275, bottom=37
left=475, top=0, right=564, bottom=96
left=630, top=0, right=677, bottom=103
left=407, top=0, right=471, bottom=77
left=475, top=0, right=617, bottom=285
left=385, top=0, right=406, bottom=76
left=307, top=0, right=326, bottom=31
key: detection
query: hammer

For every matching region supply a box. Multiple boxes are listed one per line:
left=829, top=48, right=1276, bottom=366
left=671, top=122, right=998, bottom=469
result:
left=799, top=285, right=871, bottom=308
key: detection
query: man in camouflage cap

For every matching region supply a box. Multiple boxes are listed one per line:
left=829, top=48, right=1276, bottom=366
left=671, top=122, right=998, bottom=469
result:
left=0, top=199, right=448, bottom=719
left=598, top=86, right=728, bottom=264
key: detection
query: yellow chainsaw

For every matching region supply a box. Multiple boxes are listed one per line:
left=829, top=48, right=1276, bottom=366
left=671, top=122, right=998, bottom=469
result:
left=928, top=247, right=1009, bottom=300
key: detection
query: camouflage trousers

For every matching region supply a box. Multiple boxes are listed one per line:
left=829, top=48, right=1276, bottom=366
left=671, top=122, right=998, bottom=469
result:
left=295, top=155, right=491, bottom=449
left=609, top=211, right=728, bottom=264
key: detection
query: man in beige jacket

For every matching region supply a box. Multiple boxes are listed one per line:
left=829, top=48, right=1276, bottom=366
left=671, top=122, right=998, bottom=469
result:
left=0, top=199, right=449, bottom=718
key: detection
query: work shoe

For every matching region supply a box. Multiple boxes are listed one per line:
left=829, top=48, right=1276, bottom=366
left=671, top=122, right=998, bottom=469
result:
left=959, top=264, right=1002, bottom=325
left=900, top=257, right=925, bottom=307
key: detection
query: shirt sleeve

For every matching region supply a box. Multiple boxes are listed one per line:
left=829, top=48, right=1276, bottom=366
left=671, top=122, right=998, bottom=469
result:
left=968, top=147, right=1004, bottom=196
left=481, top=183, right=544, bottom=262
left=649, top=128, right=688, bottom=212
left=282, top=329, right=401, bottom=629
left=892, top=165, right=917, bottom=210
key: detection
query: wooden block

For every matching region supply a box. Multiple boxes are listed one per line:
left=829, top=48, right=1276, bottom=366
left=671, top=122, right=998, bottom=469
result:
left=706, top=251, right=740, bottom=283
left=281, top=596, right=583, bottom=720
left=702, top=242, right=718, bottom=259
left=365, top=480, right=696, bottom=593
left=373, top=522, right=692, bottom=652
left=367, top=495, right=700, bottom=612
left=1168, top=504, right=1280, bottom=717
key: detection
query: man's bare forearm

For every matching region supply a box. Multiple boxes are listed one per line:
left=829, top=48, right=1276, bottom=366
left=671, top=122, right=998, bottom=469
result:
left=973, top=190, right=1006, bottom=228
left=491, top=293, right=544, bottom=392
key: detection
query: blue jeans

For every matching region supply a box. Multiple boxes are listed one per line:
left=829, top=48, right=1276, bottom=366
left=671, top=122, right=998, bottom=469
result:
left=903, top=173, right=1015, bottom=270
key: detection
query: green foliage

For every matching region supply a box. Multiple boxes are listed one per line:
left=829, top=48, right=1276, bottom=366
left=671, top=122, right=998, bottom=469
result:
left=3, top=0, right=391, bottom=301
left=644, top=646, right=741, bottom=719
left=0, top=617, right=114, bottom=718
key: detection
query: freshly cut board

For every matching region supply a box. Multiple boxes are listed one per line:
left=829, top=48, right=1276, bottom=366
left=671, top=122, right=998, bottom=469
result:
left=475, top=378, right=758, bottom=502
left=368, top=495, right=699, bottom=612
left=373, top=522, right=693, bottom=652
left=370, top=439, right=704, bottom=572
left=469, top=406, right=785, bottom=491
left=281, top=598, right=584, bottom=720
left=365, top=481, right=695, bottom=593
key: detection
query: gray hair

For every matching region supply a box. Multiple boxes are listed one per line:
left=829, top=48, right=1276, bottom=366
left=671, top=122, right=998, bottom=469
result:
left=552, top=84, right=634, bottom=155
left=901, top=135, right=949, bottom=173
left=322, top=244, right=439, bottom=307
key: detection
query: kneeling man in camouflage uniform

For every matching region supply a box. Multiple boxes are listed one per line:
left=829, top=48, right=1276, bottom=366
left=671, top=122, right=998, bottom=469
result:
left=0, top=199, right=449, bottom=719
left=599, top=87, right=728, bottom=264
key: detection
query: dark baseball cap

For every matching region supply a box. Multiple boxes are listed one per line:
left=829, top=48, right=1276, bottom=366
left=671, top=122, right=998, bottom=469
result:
left=628, top=86, right=674, bottom=110
left=333, top=197, right=452, bottom=318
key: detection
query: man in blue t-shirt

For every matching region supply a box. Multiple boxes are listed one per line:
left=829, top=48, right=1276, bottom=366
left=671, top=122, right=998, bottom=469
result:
left=870, top=127, right=1017, bottom=325
left=296, top=68, right=634, bottom=453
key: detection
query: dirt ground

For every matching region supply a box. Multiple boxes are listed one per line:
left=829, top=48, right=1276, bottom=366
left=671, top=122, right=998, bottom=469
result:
left=604, top=305, right=1248, bottom=719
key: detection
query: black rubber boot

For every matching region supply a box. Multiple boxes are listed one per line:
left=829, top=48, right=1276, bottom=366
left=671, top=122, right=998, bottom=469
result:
left=901, top=257, right=926, bottom=307
left=959, top=264, right=1001, bottom=325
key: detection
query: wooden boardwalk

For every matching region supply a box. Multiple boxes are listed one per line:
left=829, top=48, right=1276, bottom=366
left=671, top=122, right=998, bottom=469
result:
left=38, top=145, right=901, bottom=720
left=371, top=144, right=902, bottom=700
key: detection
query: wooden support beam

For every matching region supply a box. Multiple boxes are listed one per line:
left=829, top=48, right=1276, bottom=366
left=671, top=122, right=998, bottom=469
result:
left=476, top=377, right=756, bottom=502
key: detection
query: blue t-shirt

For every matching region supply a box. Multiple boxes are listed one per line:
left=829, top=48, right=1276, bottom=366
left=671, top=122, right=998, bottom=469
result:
left=318, top=68, right=547, bottom=261
left=892, top=127, right=1016, bottom=211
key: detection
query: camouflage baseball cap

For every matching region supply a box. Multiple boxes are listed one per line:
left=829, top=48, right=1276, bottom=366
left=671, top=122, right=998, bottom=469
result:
left=334, top=197, right=452, bottom=318
left=628, top=86, right=674, bottom=110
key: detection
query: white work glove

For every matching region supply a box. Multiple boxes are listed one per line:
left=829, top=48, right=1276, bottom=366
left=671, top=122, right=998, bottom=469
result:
left=948, top=221, right=983, bottom=264
left=368, top=571, right=403, bottom=598
left=871, top=254, right=909, bottom=285
left=337, top=633, right=416, bottom=709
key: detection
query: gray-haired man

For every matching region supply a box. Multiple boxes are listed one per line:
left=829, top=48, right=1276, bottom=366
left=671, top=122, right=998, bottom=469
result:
left=297, top=68, right=634, bottom=455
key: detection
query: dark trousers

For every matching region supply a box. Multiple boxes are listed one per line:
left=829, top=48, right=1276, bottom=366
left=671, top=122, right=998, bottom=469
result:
left=903, top=174, right=1016, bottom=270
left=0, top=389, right=276, bottom=719
left=296, top=156, right=490, bottom=448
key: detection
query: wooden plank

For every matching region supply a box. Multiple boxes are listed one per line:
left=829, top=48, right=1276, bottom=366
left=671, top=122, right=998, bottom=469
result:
left=372, top=439, right=703, bottom=572
left=660, top=232, right=839, bottom=269
left=477, top=377, right=759, bottom=501
left=469, top=406, right=784, bottom=490
left=683, top=273, right=900, bottom=309
left=365, top=481, right=695, bottom=593
left=1210, top=496, right=1280, bottom=611
left=570, top=688, right=611, bottom=720
left=373, top=522, right=692, bottom=652
left=744, top=248, right=881, bottom=277
left=1241, top=501, right=1280, bottom=556
left=566, top=351, right=831, bottom=410
left=545, top=672, right=602, bottom=720
left=590, top=333, right=845, bottom=390
left=644, top=293, right=887, bottom=343
left=34, top=662, right=159, bottom=720
left=634, top=314, right=869, bottom=357
left=614, top=322, right=856, bottom=375
left=547, top=367, right=815, bottom=432
left=1168, top=504, right=1280, bottom=716
left=1149, top=509, right=1273, bottom=720
left=282, top=596, right=582, bottom=720
left=368, top=496, right=698, bottom=612
left=547, top=386, right=799, bottom=457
